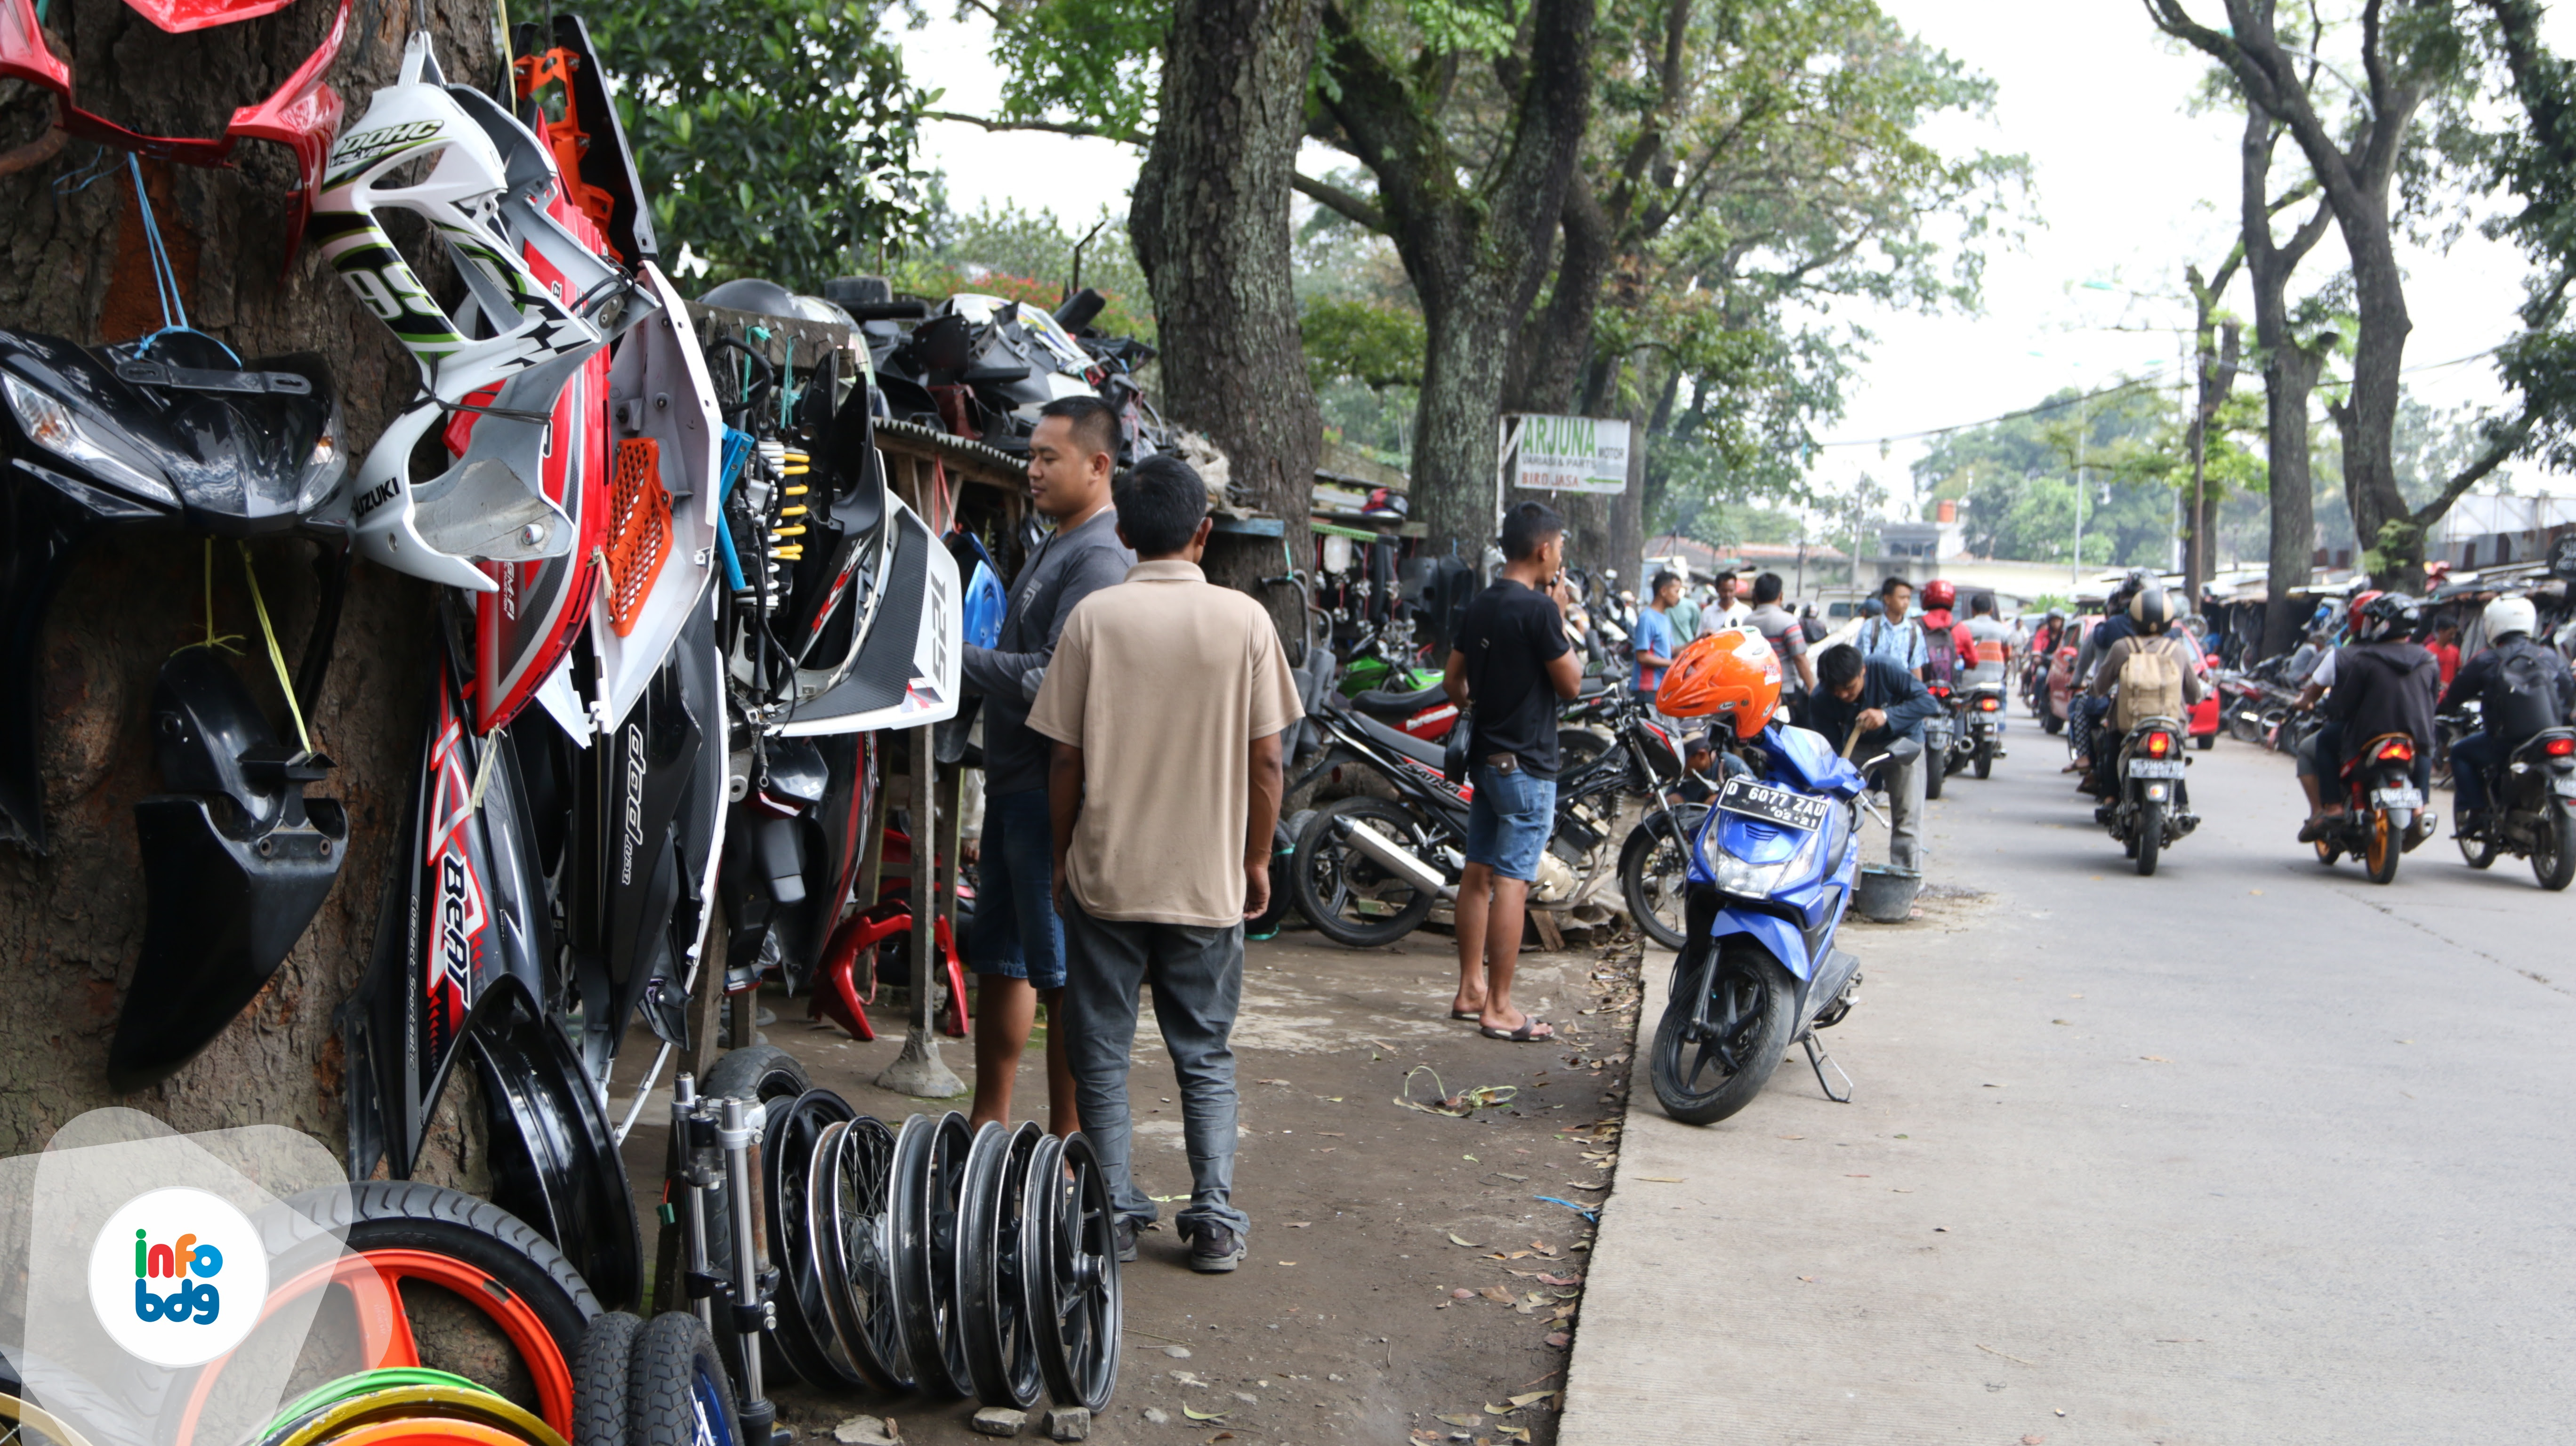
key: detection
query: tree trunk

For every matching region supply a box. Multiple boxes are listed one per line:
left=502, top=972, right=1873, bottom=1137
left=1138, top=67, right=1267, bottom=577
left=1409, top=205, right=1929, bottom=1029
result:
left=2331, top=215, right=2419, bottom=587
left=1317, top=0, right=1597, bottom=562
left=2230, top=87, right=2332, bottom=659
left=1130, top=0, right=1323, bottom=618
left=0, top=4, right=494, bottom=1165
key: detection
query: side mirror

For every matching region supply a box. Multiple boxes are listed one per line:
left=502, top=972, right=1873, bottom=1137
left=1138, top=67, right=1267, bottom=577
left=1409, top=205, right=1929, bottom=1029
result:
left=1863, top=736, right=1924, bottom=775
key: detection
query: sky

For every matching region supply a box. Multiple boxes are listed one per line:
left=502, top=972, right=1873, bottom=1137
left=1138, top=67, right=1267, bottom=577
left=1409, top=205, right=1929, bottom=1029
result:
left=897, top=0, right=2572, bottom=515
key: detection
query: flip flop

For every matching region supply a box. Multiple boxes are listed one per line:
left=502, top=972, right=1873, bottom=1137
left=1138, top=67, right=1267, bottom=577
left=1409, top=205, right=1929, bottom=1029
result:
left=1481, top=1019, right=1555, bottom=1043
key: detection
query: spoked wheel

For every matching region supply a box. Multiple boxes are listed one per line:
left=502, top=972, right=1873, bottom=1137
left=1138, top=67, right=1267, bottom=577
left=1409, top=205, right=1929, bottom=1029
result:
left=1618, top=807, right=1701, bottom=951
left=764, top=1090, right=861, bottom=1389
left=1023, top=1133, right=1121, bottom=1412
left=1650, top=946, right=1796, bottom=1126
left=2457, top=825, right=2498, bottom=870
left=2364, top=808, right=2401, bottom=884
left=958, top=1122, right=1046, bottom=1408
left=890, top=1112, right=976, bottom=1397
left=812, top=1116, right=911, bottom=1391
left=1289, top=797, right=1440, bottom=948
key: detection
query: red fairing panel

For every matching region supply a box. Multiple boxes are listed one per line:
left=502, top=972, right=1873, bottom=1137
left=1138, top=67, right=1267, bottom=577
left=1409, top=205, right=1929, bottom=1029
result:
left=0, top=0, right=346, bottom=260
left=123, top=0, right=298, bottom=33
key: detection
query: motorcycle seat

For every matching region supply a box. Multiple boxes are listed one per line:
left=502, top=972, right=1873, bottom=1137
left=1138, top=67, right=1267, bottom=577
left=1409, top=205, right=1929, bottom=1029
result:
left=1338, top=702, right=1452, bottom=769
left=1347, top=681, right=1449, bottom=718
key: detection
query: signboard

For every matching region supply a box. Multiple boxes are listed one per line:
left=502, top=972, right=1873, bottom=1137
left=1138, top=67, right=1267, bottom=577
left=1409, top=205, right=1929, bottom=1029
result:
left=1501, top=414, right=1631, bottom=495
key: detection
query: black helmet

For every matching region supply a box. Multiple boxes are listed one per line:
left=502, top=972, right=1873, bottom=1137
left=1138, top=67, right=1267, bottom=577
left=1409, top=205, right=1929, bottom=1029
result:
left=2128, top=587, right=2177, bottom=634
left=2356, top=591, right=2421, bottom=643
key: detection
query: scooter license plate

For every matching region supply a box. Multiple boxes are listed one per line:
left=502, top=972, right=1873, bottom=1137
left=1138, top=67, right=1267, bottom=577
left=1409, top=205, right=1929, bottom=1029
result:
left=2553, top=776, right=2576, bottom=799
left=2127, top=759, right=2186, bottom=779
left=2373, top=787, right=2425, bottom=810
left=1715, top=777, right=1829, bottom=833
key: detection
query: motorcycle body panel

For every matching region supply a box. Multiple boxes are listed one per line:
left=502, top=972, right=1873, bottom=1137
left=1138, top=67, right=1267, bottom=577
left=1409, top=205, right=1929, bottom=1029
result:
left=111, top=649, right=349, bottom=1090
left=1689, top=723, right=1863, bottom=1002
left=464, top=972, right=642, bottom=1310
left=777, top=491, right=962, bottom=735
left=592, top=262, right=722, bottom=731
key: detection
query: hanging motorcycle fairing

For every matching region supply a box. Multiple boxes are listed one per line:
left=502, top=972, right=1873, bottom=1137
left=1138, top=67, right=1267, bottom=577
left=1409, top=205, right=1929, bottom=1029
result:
left=0, top=327, right=346, bottom=852
left=313, top=34, right=656, bottom=593
left=779, top=493, right=961, bottom=736
left=592, top=262, right=723, bottom=731
left=509, top=12, right=658, bottom=266
left=342, top=635, right=554, bottom=1181
left=564, top=576, right=724, bottom=1080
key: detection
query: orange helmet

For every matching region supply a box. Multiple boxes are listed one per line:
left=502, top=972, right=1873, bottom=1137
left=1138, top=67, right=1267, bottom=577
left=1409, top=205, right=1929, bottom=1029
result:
left=1656, top=627, right=1783, bottom=739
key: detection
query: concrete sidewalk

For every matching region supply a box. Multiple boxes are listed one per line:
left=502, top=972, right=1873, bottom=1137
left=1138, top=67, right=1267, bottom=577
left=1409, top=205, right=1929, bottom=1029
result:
left=1557, top=738, right=2576, bottom=1445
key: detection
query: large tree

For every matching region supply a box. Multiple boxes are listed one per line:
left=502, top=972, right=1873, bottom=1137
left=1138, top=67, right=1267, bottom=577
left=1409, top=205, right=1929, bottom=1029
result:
left=1129, top=0, right=1326, bottom=603
left=2149, top=0, right=2523, bottom=591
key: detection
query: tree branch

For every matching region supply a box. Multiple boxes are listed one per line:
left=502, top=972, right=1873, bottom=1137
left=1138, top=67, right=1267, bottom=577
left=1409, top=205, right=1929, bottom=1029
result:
left=1292, top=171, right=1387, bottom=233
left=922, top=110, right=1146, bottom=147
left=2408, top=417, right=2532, bottom=531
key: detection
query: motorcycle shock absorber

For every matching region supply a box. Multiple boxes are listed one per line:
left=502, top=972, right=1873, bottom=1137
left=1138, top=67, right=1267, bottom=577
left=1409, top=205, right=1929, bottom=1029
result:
left=718, top=1093, right=781, bottom=1445
left=669, top=1074, right=721, bottom=1338
left=750, top=440, right=809, bottom=602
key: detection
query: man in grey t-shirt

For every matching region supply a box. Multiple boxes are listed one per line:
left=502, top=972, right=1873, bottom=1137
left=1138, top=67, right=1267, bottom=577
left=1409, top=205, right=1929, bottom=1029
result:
left=1742, top=571, right=1813, bottom=717
left=960, top=395, right=1135, bottom=1136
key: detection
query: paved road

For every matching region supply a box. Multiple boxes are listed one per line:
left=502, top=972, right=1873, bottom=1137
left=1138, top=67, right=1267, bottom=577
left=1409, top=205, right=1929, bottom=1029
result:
left=1561, top=726, right=2576, bottom=1445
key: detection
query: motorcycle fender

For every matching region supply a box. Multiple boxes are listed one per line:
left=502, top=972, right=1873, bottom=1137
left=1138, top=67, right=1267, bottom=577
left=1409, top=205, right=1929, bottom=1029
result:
left=110, top=651, right=350, bottom=1092
left=464, top=973, right=643, bottom=1310
left=1712, top=908, right=1814, bottom=982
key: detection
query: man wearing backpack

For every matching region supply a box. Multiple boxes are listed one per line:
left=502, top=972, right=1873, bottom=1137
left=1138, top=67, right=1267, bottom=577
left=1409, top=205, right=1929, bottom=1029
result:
left=2438, top=594, right=2576, bottom=835
left=2081, top=588, right=2201, bottom=797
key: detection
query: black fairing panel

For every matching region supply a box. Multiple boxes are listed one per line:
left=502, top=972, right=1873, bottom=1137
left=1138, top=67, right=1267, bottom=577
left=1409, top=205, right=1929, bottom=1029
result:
left=108, top=649, right=348, bottom=1091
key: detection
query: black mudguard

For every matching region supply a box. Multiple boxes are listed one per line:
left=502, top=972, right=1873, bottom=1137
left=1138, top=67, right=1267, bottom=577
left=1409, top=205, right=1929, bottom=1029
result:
left=108, top=649, right=349, bottom=1091
left=467, top=972, right=643, bottom=1310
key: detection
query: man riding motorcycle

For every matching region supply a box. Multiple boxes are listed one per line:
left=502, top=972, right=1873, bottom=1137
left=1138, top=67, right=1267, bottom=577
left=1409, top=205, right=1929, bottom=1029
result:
left=2081, top=587, right=2202, bottom=796
left=2295, top=591, right=2441, bottom=844
left=2068, top=570, right=2153, bottom=776
left=2439, top=594, right=2576, bottom=836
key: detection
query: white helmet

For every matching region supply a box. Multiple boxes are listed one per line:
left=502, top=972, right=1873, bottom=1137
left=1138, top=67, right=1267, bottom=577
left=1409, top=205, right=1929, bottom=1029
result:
left=2485, top=594, right=2538, bottom=641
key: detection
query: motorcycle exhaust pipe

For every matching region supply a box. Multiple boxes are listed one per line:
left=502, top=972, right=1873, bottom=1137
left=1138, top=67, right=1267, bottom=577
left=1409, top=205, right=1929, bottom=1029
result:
left=1336, top=817, right=1458, bottom=900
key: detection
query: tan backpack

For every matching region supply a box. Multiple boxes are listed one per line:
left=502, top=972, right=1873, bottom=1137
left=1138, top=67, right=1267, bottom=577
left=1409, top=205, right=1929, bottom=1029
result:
left=2111, top=636, right=2187, bottom=731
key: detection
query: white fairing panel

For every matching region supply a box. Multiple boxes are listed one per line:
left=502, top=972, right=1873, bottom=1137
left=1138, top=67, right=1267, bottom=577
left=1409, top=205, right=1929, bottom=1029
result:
left=778, top=495, right=961, bottom=736
left=593, top=263, right=723, bottom=728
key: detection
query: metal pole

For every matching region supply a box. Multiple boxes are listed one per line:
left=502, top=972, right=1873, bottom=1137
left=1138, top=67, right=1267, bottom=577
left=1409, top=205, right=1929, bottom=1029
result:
left=2072, top=394, right=2088, bottom=592
left=875, top=723, right=965, bottom=1097
left=674, top=1073, right=714, bottom=1336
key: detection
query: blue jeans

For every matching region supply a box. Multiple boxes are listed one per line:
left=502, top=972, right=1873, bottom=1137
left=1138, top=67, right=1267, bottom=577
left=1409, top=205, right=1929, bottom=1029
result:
left=1464, top=762, right=1557, bottom=882
left=969, top=787, right=1065, bottom=990
left=2451, top=731, right=2504, bottom=814
left=1060, top=902, right=1248, bottom=1239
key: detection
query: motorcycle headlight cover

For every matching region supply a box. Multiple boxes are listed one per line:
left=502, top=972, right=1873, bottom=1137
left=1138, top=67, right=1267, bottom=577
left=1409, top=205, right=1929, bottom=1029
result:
left=3, top=368, right=179, bottom=506
left=315, top=33, right=658, bottom=592
left=1697, top=811, right=1824, bottom=900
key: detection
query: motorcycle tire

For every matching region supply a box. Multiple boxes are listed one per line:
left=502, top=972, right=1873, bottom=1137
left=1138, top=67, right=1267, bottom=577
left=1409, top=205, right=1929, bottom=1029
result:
left=2534, top=805, right=2576, bottom=892
left=573, top=1313, right=643, bottom=1446
left=627, top=1311, right=742, bottom=1446
left=1650, top=946, right=1796, bottom=1127
left=1923, top=754, right=1945, bottom=800
left=2457, top=826, right=2498, bottom=870
left=2365, top=809, right=2401, bottom=885
left=2195, top=731, right=2214, bottom=750
left=1619, top=806, right=1704, bottom=952
left=1973, top=739, right=1993, bottom=780
left=1291, top=797, right=1441, bottom=949
left=1557, top=728, right=1614, bottom=774
left=2134, top=799, right=2162, bottom=877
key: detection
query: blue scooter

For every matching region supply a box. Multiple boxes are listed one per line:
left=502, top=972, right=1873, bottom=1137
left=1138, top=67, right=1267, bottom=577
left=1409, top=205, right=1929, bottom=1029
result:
left=1650, top=723, right=1906, bottom=1125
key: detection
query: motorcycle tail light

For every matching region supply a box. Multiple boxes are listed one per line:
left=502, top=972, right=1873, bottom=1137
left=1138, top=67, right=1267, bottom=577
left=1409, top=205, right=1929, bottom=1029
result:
left=2145, top=732, right=2173, bottom=758
left=2547, top=736, right=2576, bottom=758
left=1978, top=695, right=2000, bottom=711
left=2376, top=738, right=2415, bottom=763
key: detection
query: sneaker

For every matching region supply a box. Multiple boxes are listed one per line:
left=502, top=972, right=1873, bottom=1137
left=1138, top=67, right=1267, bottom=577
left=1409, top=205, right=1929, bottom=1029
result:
left=1113, top=1216, right=1139, bottom=1264
left=1185, top=1224, right=1246, bottom=1273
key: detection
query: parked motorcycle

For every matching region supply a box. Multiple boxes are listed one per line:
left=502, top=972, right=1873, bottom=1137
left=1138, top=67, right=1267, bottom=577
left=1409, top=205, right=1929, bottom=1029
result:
left=2095, top=716, right=2198, bottom=876
left=2312, top=731, right=2428, bottom=884
left=1648, top=725, right=1888, bottom=1126
left=2452, top=724, right=2576, bottom=890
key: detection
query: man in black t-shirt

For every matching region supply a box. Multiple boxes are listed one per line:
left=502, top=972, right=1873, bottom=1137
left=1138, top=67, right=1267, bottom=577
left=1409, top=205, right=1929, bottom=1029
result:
left=1441, top=502, right=1582, bottom=1044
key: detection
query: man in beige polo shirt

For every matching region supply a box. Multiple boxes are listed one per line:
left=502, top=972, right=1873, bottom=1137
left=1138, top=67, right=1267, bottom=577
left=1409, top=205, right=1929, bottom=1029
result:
left=1027, top=453, right=1300, bottom=1274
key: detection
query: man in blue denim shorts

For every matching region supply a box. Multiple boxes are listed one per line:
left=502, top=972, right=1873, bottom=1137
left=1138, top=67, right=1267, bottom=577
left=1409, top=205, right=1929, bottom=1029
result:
left=1441, top=502, right=1584, bottom=1043
left=959, top=395, right=1135, bottom=1133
